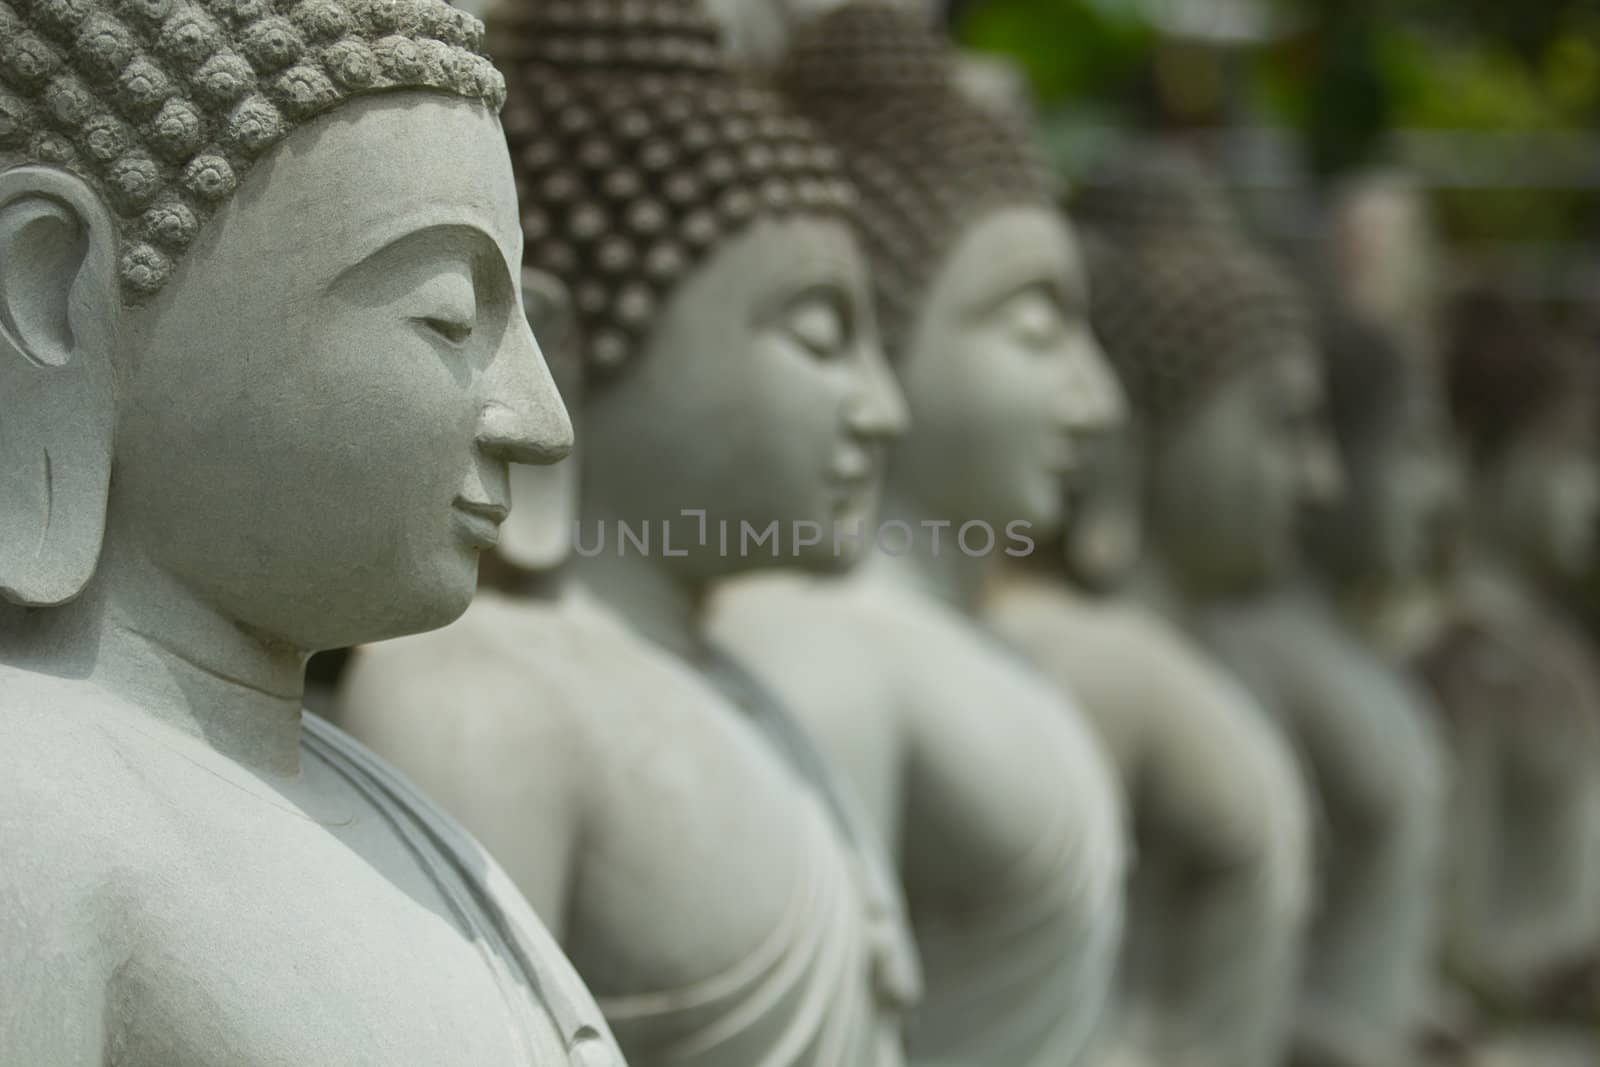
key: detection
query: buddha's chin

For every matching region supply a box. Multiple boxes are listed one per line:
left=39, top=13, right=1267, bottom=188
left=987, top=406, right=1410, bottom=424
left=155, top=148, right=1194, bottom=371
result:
left=359, top=555, right=481, bottom=645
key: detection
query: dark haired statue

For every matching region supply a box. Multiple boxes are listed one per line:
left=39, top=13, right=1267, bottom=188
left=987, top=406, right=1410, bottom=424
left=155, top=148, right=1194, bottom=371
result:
left=336, top=2, right=923, bottom=1064
left=1077, top=149, right=1451, bottom=1067
left=1420, top=289, right=1600, bottom=1062
left=0, top=0, right=624, bottom=1060
left=714, top=6, right=1129, bottom=1064
left=987, top=244, right=1315, bottom=1067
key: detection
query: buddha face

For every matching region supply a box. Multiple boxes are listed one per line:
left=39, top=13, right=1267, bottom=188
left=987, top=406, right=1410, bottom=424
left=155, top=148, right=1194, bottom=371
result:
left=1487, top=395, right=1600, bottom=584
left=1323, top=375, right=1458, bottom=586
left=890, top=207, right=1122, bottom=538
left=107, top=94, right=569, bottom=650
left=1149, top=343, right=1341, bottom=593
left=579, top=216, right=905, bottom=579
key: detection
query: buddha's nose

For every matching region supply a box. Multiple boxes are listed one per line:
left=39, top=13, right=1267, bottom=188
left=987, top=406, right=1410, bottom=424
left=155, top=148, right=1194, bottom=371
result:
left=479, top=313, right=574, bottom=465
left=847, top=333, right=909, bottom=442
left=1062, top=329, right=1126, bottom=438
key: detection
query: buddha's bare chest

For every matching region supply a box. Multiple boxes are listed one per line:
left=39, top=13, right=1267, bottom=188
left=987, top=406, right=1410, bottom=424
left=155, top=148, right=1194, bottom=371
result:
left=564, top=705, right=843, bottom=1000
left=97, top=757, right=584, bottom=1066
left=109, top=898, right=546, bottom=1065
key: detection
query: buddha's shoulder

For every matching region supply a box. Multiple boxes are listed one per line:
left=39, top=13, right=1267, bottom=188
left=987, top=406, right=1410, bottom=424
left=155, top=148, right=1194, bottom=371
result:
left=0, top=670, right=176, bottom=895
left=343, top=590, right=700, bottom=727
left=1, top=668, right=138, bottom=780
left=992, top=582, right=1182, bottom=660
left=717, top=571, right=887, bottom=638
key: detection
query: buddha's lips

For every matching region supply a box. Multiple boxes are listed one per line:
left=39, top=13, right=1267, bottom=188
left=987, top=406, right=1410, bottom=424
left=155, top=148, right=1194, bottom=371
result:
left=452, top=498, right=510, bottom=547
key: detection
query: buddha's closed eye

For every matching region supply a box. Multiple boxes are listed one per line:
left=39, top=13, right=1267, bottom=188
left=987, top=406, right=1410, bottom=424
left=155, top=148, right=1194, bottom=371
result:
left=408, top=268, right=479, bottom=349
left=996, top=287, right=1067, bottom=351
left=418, top=315, right=474, bottom=345
left=784, top=292, right=850, bottom=359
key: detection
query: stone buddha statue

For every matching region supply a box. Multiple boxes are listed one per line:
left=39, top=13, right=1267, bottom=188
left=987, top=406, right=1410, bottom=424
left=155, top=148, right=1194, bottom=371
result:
left=1315, top=171, right=1458, bottom=664
left=335, top=2, right=921, bottom=1064
left=1419, top=289, right=1600, bottom=1043
left=987, top=294, right=1314, bottom=1067
left=711, top=7, right=1128, bottom=1065
left=1076, top=151, right=1450, bottom=1067
left=0, top=0, right=625, bottom=1061
left=1300, top=310, right=1473, bottom=1057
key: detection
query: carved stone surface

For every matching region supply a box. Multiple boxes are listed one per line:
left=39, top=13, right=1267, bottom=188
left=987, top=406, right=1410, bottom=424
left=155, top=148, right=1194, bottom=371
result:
left=1079, top=148, right=1449, bottom=1066
left=0, top=0, right=621, bottom=1056
left=988, top=559, right=1312, bottom=1067
left=715, top=7, right=1129, bottom=1065
left=1419, top=289, right=1600, bottom=1035
left=337, top=2, right=921, bottom=1064
left=340, top=585, right=917, bottom=1066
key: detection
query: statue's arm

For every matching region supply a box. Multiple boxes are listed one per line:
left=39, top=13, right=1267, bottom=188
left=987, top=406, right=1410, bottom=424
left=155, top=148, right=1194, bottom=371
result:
left=336, top=645, right=585, bottom=934
left=899, top=662, right=1124, bottom=938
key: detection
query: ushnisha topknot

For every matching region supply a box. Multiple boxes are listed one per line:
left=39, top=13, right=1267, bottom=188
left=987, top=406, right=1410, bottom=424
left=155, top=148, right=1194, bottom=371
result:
left=0, top=0, right=506, bottom=302
left=488, top=0, right=858, bottom=380
left=1073, top=149, right=1313, bottom=431
left=776, top=1, right=1057, bottom=361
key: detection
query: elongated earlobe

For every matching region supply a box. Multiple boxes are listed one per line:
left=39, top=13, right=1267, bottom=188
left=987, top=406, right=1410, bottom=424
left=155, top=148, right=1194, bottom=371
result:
left=0, top=166, right=120, bottom=606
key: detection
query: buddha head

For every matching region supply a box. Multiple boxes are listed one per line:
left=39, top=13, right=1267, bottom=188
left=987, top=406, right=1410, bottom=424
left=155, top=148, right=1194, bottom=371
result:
left=1325, top=169, right=1441, bottom=361
left=1304, top=312, right=1457, bottom=590
left=700, top=0, right=932, bottom=70
left=0, top=0, right=570, bottom=650
left=1446, top=288, right=1600, bottom=587
left=1077, top=150, right=1341, bottom=596
left=777, top=2, right=1122, bottom=544
left=490, top=0, right=906, bottom=583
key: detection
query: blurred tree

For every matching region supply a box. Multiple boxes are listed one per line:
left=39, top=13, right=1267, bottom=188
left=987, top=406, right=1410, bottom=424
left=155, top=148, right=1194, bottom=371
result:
left=954, top=0, right=1153, bottom=110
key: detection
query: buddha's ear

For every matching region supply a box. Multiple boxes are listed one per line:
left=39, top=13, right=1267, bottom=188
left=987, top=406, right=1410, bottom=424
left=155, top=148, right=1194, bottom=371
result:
left=0, top=166, right=120, bottom=606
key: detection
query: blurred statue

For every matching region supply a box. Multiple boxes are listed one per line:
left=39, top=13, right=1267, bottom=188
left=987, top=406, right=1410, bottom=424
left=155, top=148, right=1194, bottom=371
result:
left=1323, top=169, right=1443, bottom=372
left=0, top=0, right=625, bottom=1061
left=1077, top=150, right=1451, bottom=1067
left=987, top=347, right=1314, bottom=1066
left=336, top=2, right=922, bottom=1064
left=714, top=7, right=1128, bottom=1065
left=1420, top=290, right=1600, bottom=1050
left=701, top=0, right=934, bottom=68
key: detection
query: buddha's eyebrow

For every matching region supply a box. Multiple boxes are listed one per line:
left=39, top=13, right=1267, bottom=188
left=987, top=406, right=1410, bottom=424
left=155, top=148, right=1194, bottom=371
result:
left=325, top=223, right=511, bottom=296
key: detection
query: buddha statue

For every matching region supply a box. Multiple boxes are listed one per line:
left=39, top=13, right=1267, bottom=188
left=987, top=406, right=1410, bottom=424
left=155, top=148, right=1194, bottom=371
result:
left=986, top=314, right=1314, bottom=1066
left=1323, top=169, right=1444, bottom=373
left=711, top=7, right=1128, bottom=1065
left=335, top=2, right=921, bottom=1063
left=1419, top=289, right=1600, bottom=1046
left=0, top=0, right=626, bottom=1061
left=1315, top=171, right=1458, bottom=664
left=1076, top=150, right=1450, bottom=1067
left=700, top=0, right=929, bottom=70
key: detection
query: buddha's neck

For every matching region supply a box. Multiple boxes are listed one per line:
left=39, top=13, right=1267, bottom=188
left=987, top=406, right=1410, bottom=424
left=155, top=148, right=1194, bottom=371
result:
left=573, top=543, right=708, bottom=663
left=0, top=537, right=307, bottom=778
left=868, top=494, right=997, bottom=617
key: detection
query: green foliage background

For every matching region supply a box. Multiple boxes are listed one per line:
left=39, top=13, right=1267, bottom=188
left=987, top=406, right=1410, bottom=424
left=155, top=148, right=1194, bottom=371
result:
left=954, top=0, right=1600, bottom=246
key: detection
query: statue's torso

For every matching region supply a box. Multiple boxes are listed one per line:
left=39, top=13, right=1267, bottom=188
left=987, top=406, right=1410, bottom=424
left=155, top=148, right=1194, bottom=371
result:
left=714, top=573, right=1124, bottom=1067
left=337, top=590, right=910, bottom=1067
left=987, top=580, right=1311, bottom=1067
left=0, top=668, right=617, bottom=1067
left=1197, top=586, right=1447, bottom=1044
left=1418, top=570, right=1600, bottom=994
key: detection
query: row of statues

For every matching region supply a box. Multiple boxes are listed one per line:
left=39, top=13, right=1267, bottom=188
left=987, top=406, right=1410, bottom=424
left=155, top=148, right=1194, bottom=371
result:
left=2, top=0, right=1596, bottom=1064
